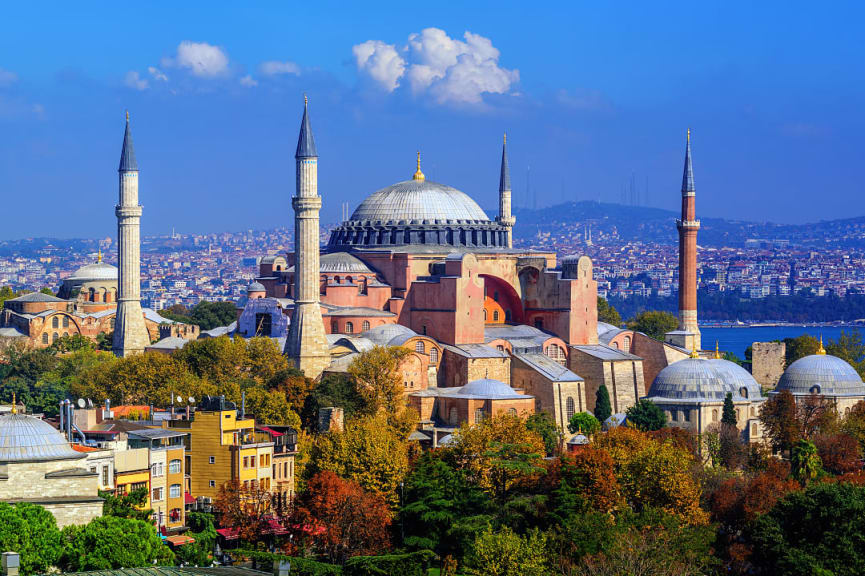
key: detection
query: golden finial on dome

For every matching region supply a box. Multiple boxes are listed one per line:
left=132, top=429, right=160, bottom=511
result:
left=690, top=347, right=700, bottom=359
left=97, top=248, right=103, bottom=264
left=503, top=132, right=507, bottom=145
left=714, top=340, right=722, bottom=359
left=817, top=334, right=826, bottom=355
left=126, top=110, right=129, bottom=123
left=413, top=151, right=425, bottom=181
left=687, top=127, right=690, bottom=144
left=10, top=392, right=17, bottom=415
left=304, top=93, right=308, bottom=107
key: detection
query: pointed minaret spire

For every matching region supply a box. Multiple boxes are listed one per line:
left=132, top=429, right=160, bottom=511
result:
left=119, top=110, right=138, bottom=172
left=497, top=133, right=515, bottom=248
left=681, top=127, right=694, bottom=195
left=296, top=95, right=317, bottom=159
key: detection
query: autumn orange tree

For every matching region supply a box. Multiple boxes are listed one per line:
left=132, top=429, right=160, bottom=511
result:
left=347, top=345, right=410, bottom=416
left=554, top=447, right=620, bottom=515
left=290, top=470, right=392, bottom=564
left=213, top=479, right=274, bottom=544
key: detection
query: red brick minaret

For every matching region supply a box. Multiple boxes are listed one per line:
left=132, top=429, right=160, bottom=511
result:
left=676, top=129, right=701, bottom=351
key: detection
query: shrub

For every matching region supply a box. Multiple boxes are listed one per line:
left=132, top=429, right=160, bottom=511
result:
left=343, top=550, right=436, bottom=576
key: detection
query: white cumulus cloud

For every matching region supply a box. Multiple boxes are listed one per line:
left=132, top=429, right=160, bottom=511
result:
left=259, top=60, right=301, bottom=76
left=148, top=66, right=169, bottom=82
left=163, top=41, right=229, bottom=77
left=352, top=28, right=518, bottom=105
left=124, top=70, right=149, bottom=91
left=240, top=74, right=258, bottom=87
left=353, top=40, right=406, bottom=92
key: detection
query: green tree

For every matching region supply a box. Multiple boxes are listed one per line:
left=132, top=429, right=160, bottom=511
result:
left=0, top=286, right=16, bottom=308
left=49, top=333, right=93, bottom=353
left=721, top=393, right=737, bottom=427
left=750, top=482, right=865, bottom=576
left=301, top=373, right=365, bottom=430
left=791, top=438, right=822, bottom=485
left=100, top=487, right=152, bottom=521
left=627, top=310, right=678, bottom=341
left=784, top=334, right=821, bottom=366
left=827, top=330, right=865, bottom=379
left=626, top=399, right=667, bottom=431
left=62, top=516, right=174, bottom=570
left=0, top=503, right=64, bottom=575
left=173, top=512, right=216, bottom=567
left=189, top=301, right=238, bottom=330
left=466, top=526, right=549, bottom=576
left=568, top=412, right=601, bottom=436
left=594, top=384, right=612, bottom=423
left=39, top=287, right=55, bottom=296
left=525, top=412, right=560, bottom=456
left=597, top=297, right=621, bottom=326
left=347, top=346, right=410, bottom=416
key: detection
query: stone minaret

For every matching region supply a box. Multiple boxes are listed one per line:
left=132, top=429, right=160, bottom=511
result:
left=497, top=133, right=515, bottom=248
left=112, top=112, right=150, bottom=357
left=674, top=129, right=701, bottom=351
left=284, top=97, right=330, bottom=378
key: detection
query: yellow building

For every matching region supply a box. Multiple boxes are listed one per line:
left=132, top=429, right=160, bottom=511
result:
left=128, top=429, right=187, bottom=532
left=167, top=396, right=273, bottom=501
left=114, top=447, right=151, bottom=510
left=255, top=425, right=299, bottom=512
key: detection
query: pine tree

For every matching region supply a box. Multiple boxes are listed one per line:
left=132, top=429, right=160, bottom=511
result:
left=595, top=384, right=612, bottom=423
left=722, top=392, right=738, bottom=427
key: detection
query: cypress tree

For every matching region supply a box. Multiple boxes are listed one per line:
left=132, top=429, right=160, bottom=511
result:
left=595, top=384, right=612, bottom=423
left=722, top=392, right=738, bottom=427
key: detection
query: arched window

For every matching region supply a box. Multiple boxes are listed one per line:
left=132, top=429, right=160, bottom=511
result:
left=750, top=406, right=756, bottom=417
left=62, top=316, right=69, bottom=328
left=739, top=387, right=749, bottom=399
left=345, top=322, right=354, bottom=334
left=670, top=409, right=678, bottom=422
left=362, top=320, right=370, bottom=331
left=52, top=316, right=59, bottom=328
left=346, top=276, right=353, bottom=285
left=735, top=409, right=741, bottom=422
left=566, top=397, right=575, bottom=420
left=42, top=333, right=48, bottom=344
left=429, top=347, right=438, bottom=364
left=623, top=335, right=631, bottom=351
left=449, top=407, right=458, bottom=425
left=505, top=310, right=512, bottom=322
left=168, top=459, right=182, bottom=474
left=810, top=385, right=821, bottom=395
left=52, top=332, right=59, bottom=343
left=334, top=276, right=341, bottom=284
left=483, top=309, right=488, bottom=321
left=712, top=409, right=719, bottom=422
left=612, top=341, right=619, bottom=349
left=88, top=288, right=95, bottom=302
left=493, top=310, right=499, bottom=322
left=474, top=408, right=485, bottom=423
left=497, top=345, right=505, bottom=352
left=415, top=341, right=425, bottom=354
left=751, top=423, right=758, bottom=437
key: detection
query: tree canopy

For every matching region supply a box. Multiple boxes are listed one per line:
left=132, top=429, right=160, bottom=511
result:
left=625, top=399, right=667, bottom=432
left=626, top=310, right=678, bottom=341
left=597, top=297, right=621, bottom=326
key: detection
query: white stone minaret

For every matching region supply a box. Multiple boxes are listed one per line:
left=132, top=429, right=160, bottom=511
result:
left=284, top=97, right=330, bottom=378
left=497, top=133, right=515, bottom=248
left=112, top=111, right=150, bottom=357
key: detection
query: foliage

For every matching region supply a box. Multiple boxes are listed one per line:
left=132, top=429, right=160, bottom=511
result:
left=791, top=438, right=822, bottom=484
left=343, top=550, right=436, bottom=576
left=784, top=333, right=821, bottom=365
left=760, top=389, right=800, bottom=452
left=346, top=346, right=410, bottom=416
left=162, top=301, right=238, bottom=330
left=594, top=384, right=612, bottom=423
left=814, top=433, right=862, bottom=475
left=626, top=310, right=678, bottom=341
left=290, top=471, right=392, bottom=565
left=596, top=297, right=621, bottom=326
left=525, top=411, right=560, bottom=456
left=174, top=336, right=287, bottom=387
left=307, top=412, right=410, bottom=506
left=750, top=482, right=865, bottom=576
left=100, top=487, right=152, bottom=521
left=268, top=366, right=315, bottom=410
left=568, top=411, right=600, bottom=436
left=0, top=502, right=64, bottom=575
left=552, top=448, right=620, bottom=516
left=717, top=423, right=747, bottom=471
left=842, top=401, right=865, bottom=452
left=173, top=512, right=217, bottom=567
left=242, top=385, right=301, bottom=428
left=49, top=333, right=94, bottom=353
left=827, top=330, right=865, bottom=378
left=465, top=526, right=549, bottom=576
left=721, top=392, right=737, bottom=427
left=213, top=480, right=274, bottom=544
left=62, top=516, right=174, bottom=570
left=625, top=398, right=667, bottom=431
left=224, top=550, right=343, bottom=576
left=301, top=373, right=365, bottom=431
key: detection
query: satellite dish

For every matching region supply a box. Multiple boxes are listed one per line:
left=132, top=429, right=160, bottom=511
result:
left=176, top=395, right=183, bottom=404
left=189, top=396, right=196, bottom=404
left=77, top=398, right=86, bottom=408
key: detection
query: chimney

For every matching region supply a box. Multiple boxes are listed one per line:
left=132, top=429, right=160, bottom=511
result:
left=272, top=560, right=290, bottom=576
left=2, top=552, right=20, bottom=576
left=59, top=401, right=66, bottom=433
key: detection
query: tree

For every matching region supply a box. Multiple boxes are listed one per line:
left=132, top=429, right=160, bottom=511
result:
left=594, top=385, right=612, bottom=423
left=568, top=412, right=601, bottom=436
left=301, top=373, right=364, bottom=430
left=306, top=412, right=410, bottom=506
left=290, top=470, right=392, bottom=564
left=814, top=433, right=862, bottom=475
left=827, top=330, right=865, bottom=378
left=759, top=389, right=800, bottom=453
left=718, top=424, right=747, bottom=471
left=346, top=346, right=410, bottom=416
left=267, top=366, right=315, bottom=409
left=750, top=482, right=865, bottom=576
left=597, top=297, right=621, bottom=326
left=721, top=393, right=737, bottom=427
left=49, top=333, right=93, bottom=353
left=553, top=448, right=620, bottom=517
left=625, top=399, right=666, bottom=431
left=188, top=301, right=238, bottom=330
left=791, top=438, right=822, bottom=485
left=843, top=401, right=865, bottom=452
left=242, top=385, right=301, bottom=428
left=100, top=487, right=152, bottom=521
left=466, top=526, right=549, bottom=576
left=784, top=334, right=820, bottom=366
left=626, top=310, right=678, bottom=341
left=0, top=503, right=64, bottom=575
left=213, top=480, right=273, bottom=544
left=525, top=412, right=561, bottom=456
left=62, top=516, right=174, bottom=570
left=173, top=512, right=216, bottom=567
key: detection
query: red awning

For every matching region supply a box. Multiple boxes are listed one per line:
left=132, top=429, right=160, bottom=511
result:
left=257, top=426, right=284, bottom=437
left=216, top=527, right=240, bottom=540
left=184, top=493, right=195, bottom=505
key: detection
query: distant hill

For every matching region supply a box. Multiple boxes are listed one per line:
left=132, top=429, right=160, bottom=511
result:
left=505, top=201, right=865, bottom=249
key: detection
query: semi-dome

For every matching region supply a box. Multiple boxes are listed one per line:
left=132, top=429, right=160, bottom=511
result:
left=0, top=413, right=84, bottom=463
left=649, top=357, right=760, bottom=402
left=67, top=261, right=118, bottom=282
left=460, top=379, right=525, bottom=399
left=777, top=353, right=865, bottom=397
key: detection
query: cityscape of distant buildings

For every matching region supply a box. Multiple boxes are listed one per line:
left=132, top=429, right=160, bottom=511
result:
left=2, top=224, right=862, bottom=309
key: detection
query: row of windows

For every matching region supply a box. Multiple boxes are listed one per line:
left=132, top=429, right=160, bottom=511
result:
left=243, top=477, right=271, bottom=491
left=273, top=460, right=294, bottom=479
left=242, top=453, right=272, bottom=468
left=152, top=484, right=182, bottom=501
left=51, top=316, right=70, bottom=329
left=331, top=320, right=371, bottom=334
left=151, top=459, right=182, bottom=477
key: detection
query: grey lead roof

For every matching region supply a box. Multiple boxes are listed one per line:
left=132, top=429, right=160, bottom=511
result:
left=348, top=179, right=490, bottom=224
left=571, top=344, right=641, bottom=361
left=776, top=353, right=865, bottom=397
left=513, top=353, right=583, bottom=382
left=0, top=413, right=84, bottom=463
left=8, top=292, right=66, bottom=303
left=681, top=131, right=694, bottom=193
left=499, top=135, right=510, bottom=192
left=647, top=357, right=762, bottom=402
left=119, top=116, right=138, bottom=172
left=295, top=99, right=317, bottom=158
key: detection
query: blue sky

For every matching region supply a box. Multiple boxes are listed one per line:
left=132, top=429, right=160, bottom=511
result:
left=0, top=1, right=862, bottom=239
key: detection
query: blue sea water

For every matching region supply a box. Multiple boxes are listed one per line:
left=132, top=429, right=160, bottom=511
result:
left=700, top=326, right=864, bottom=359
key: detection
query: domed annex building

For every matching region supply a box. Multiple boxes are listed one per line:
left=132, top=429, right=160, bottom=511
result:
left=0, top=409, right=102, bottom=527
left=771, top=341, right=865, bottom=414
left=644, top=351, right=765, bottom=440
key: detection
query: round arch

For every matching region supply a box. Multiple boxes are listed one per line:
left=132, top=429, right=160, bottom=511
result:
left=479, top=274, right=525, bottom=324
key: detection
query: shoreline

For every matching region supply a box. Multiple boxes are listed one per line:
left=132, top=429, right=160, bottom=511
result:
left=699, top=322, right=865, bottom=329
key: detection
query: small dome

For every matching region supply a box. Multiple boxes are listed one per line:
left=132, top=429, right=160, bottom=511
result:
left=361, top=323, right=416, bottom=346
left=777, top=354, right=865, bottom=397
left=0, top=413, right=84, bottom=463
left=649, top=357, right=761, bottom=402
left=568, top=434, right=590, bottom=445
left=68, top=261, right=118, bottom=282
left=460, top=379, right=525, bottom=399
left=247, top=282, right=266, bottom=293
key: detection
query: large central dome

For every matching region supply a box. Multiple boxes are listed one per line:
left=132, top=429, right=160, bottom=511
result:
left=350, top=179, right=490, bottom=224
